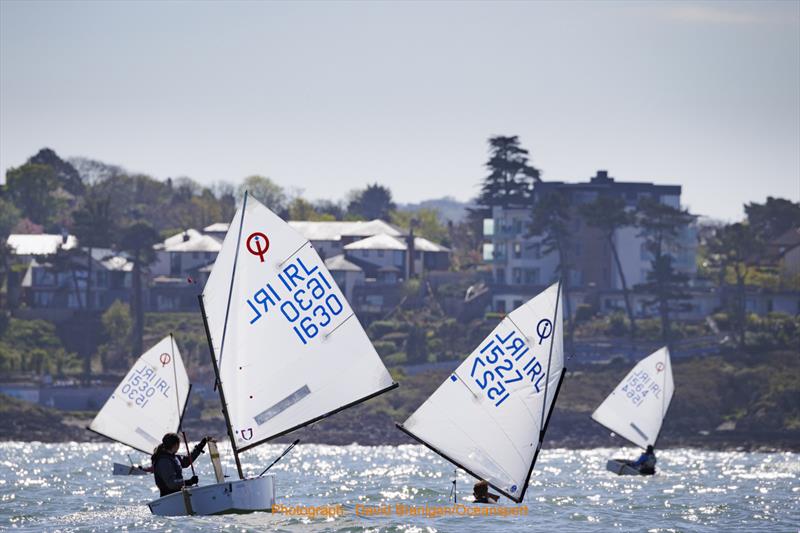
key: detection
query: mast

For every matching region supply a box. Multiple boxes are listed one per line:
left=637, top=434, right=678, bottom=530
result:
left=538, top=278, right=562, bottom=442
left=169, top=333, right=182, bottom=429
left=518, top=278, right=563, bottom=502
left=197, top=190, right=250, bottom=480
left=654, top=347, right=671, bottom=448
left=199, top=294, right=244, bottom=480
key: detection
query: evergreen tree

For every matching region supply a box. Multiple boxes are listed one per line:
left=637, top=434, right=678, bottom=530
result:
left=706, top=223, right=764, bottom=349
left=5, top=164, right=60, bottom=227
left=529, top=190, right=574, bottom=347
left=635, top=198, right=695, bottom=347
left=73, top=193, right=115, bottom=313
left=347, top=184, right=396, bottom=220
left=579, top=195, right=637, bottom=337
left=744, top=197, right=800, bottom=242
left=117, top=222, right=160, bottom=360
left=478, top=136, right=540, bottom=207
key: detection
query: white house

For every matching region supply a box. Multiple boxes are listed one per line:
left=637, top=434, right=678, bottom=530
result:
left=151, top=229, right=222, bottom=279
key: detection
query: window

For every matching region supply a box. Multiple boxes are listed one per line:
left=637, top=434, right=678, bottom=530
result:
left=495, top=268, right=506, bottom=284
left=513, top=300, right=524, bottom=310
left=512, top=268, right=523, bottom=284
left=170, top=253, right=182, bottom=276
left=483, top=219, right=494, bottom=236
left=524, top=268, right=539, bottom=284
left=34, top=292, right=54, bottom=307
left=96, top=271, right=108, bottom=288
left=513, top=242, right=522, bottom=259
left=110, top=272, right=126, bottom=289
left=34, top=269, right=56, bottom=286
left=496, top=300, right=506, bottom=313
left=495, top=241, right=507, bottom=260
left=483, top=243, right=495, bottom=261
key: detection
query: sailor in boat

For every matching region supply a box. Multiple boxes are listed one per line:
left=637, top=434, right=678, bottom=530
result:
left=151, top=433, right=209, bottom=497
left=627, top=445, right=657, bottom=474
left=472, top=480, right=500, bottom=504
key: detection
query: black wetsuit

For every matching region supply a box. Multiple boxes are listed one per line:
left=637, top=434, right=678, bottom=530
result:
left=152, top=444, right=204, bottom=497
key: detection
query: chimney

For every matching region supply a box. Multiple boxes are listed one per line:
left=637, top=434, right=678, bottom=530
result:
left=592, top=170, right=613, bottom=183
left=182, top=231, right=190, bottom=242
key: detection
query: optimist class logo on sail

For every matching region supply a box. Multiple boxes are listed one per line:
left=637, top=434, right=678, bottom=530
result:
left=244, top=242, right=347, bottom=346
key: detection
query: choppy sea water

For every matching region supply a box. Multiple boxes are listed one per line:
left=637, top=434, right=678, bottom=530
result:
left=0, top=442, right=797, bottom=532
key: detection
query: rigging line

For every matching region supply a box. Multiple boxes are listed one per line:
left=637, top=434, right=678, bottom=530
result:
left=278, top=241, right=311, bottom=268
left=258, top=439, right=300, bottom=477
left=323, top=312, right=354, bottom=339
left=217, top=191, right=249, bottom=370
left=170, top=333, right=182, bottom=432
left=538, top=280, right=562, bottom=437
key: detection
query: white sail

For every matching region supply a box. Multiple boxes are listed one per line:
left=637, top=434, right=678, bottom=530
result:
left=201, top=195, right=395, bottom=452
left=591, top=346, right=674, bottom=449
left=399, top=282, right=564, bottom=503
left=89, top=335, right=190, bottom=453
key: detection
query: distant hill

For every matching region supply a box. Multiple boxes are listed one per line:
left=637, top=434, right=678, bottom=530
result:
left=397, top=196, right=473, bottom=223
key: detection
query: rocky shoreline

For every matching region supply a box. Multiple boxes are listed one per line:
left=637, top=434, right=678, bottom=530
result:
left=3, top=400, right=798, bottom=453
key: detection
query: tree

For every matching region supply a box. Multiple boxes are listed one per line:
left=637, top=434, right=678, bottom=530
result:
left=745, top=197, right=800, bottom=242
left=313, top=199, right=345, bottom=220
left=5, top=164, right=60, bottom=226
left=405, top=324, right=429, bottom=364
left=478, top=136, right=540, bottom=207
left=580, top=195, right=638, bottom=337
left=72, top=193, right=115, bottom=312
left=0, top=197, right=21, bottom=305
left=238, top=175, right=287, bottom=214
left=347, top=183, right=396, bottom=220
left=28, top=148, right=84, bottom=196
left=635, top=198, right=695, bottom=347
left=706, top=223, right=764, bottom=349
left=100, top=300, right=132, bottom=371
left=117, top=222, right=160, bottom=359
left=43, top=246, right=85, bottom=311
left=390, top=208, right=449, bottom=244
left=529, top=190, right=574, bottom=348
left=288, top=198, right=335, bottom=221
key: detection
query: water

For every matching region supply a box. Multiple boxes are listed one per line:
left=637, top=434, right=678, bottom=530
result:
left=1, top=442, right=798, bottom=532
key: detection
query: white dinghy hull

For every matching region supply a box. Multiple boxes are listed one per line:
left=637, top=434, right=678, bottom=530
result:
left=113, top=462, right=149, bottom=476
left=148, top=475, right=275, bottom=516
left=606, top=459, right=654, bottom=476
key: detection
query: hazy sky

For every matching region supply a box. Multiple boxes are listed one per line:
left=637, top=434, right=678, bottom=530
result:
left=1, top=0, right=798, bottom=221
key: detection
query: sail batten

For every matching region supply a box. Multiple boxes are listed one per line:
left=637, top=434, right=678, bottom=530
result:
left=399, top=282, right=565, bottom=503
left=590, top=346, right=675, bottom=450
left=88, top=335, right=190, bottom=454
left=201, top=196, right=396, bottom=452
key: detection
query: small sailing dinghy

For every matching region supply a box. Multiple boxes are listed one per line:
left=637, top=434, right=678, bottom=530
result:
left=397, top=282, right=565, bottom=503
left=88, top=334, right=191, bottom=476
left=591, top=346, right=674, bottom=476
left=148, top=192, right=398, bottom=516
